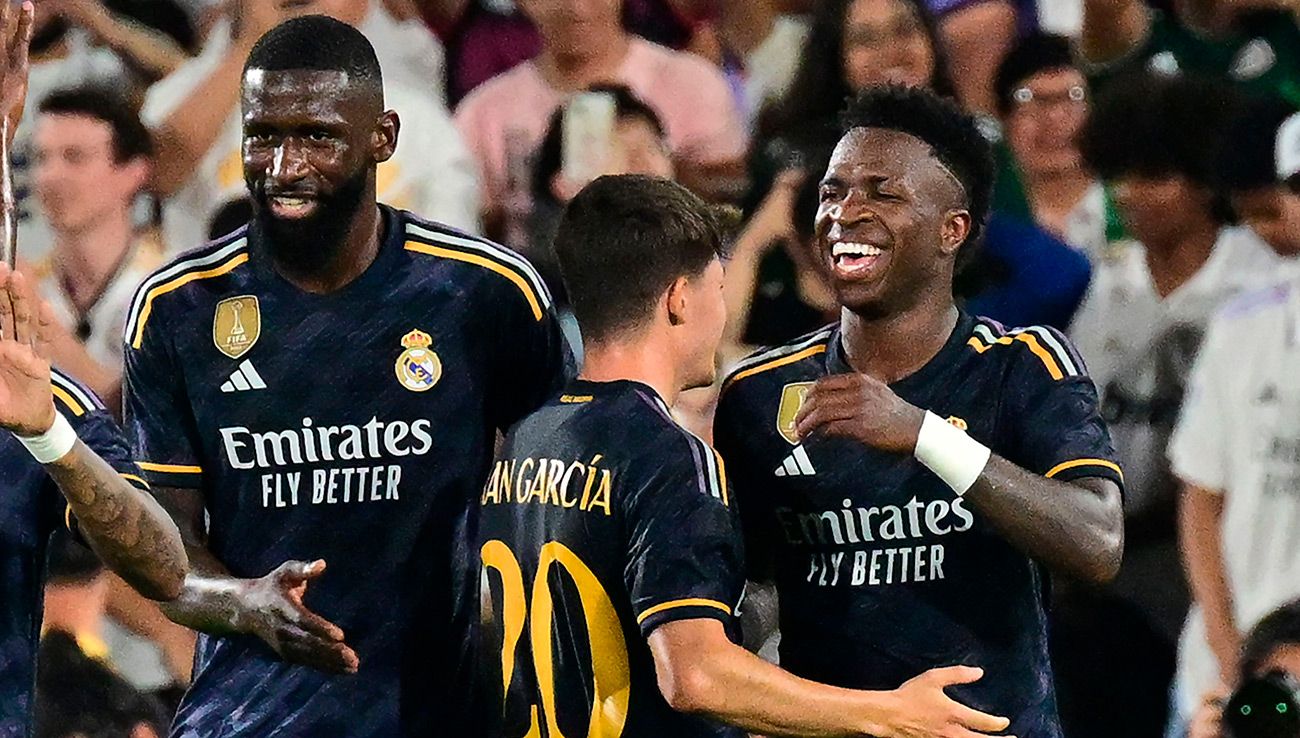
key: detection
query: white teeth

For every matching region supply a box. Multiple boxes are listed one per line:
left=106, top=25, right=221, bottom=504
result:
left=832, top=242, right=882, bottom=258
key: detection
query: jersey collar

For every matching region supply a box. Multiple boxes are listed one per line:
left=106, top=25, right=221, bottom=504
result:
left=824, top=310, right=976, bottom=391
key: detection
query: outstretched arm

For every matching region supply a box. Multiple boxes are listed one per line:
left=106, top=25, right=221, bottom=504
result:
left=0, top=265, right=186, bottom=600
left=1079, top=0, right=1151, bottom=65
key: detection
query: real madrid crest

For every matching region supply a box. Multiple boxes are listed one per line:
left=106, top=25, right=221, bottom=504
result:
left=776, top=382, right=813, bottom=445
left=213, top=296, right=260, bottom=359
left=395, top=329, right=442, bottom=392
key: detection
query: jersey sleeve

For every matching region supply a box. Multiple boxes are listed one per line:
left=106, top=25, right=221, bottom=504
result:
left=486, top=264, right=573, bottom=432
left=46, top=372, right=151, bottom=537
left=1000, top=326, right=1125, bottom=489
left=1167, top=316, right=1233, bottom=493
left=122, top=307, right=204, bottom=489
left=623, top=434, right=744, bottom=637
left=712, top=385, right=777, bottom=583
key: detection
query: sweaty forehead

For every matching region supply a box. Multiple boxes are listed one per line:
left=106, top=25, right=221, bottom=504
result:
left=242, top=69, right=375, bottom=118
left=826, top=128, right=942, bottom=184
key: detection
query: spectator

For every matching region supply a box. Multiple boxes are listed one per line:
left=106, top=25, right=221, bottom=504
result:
left=996, top=32, right=1122, bottom=260
left=29, top=87, right=159, bottom=410
left=1167, top=99, right=1300, bottom=738
left=453, top=0, right=747, bottom=248
left=1214, top=96, right=1300, bottom=261
left=34, top=534, right=170, bottom=738
left=1186, top=599, right=1300, bottom=738
left=1069, top=77, right=1289, bottom=728
left=144, top=0, right=475, bottom=252
left=1079, top=0, right=1300, bottom=105
left=925, top=0, right=1032, bottom=113
left=708, top=0, right=809, bottom=129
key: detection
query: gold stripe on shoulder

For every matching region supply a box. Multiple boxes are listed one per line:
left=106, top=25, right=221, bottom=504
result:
left=138, top=461, right=203, bottom=474
left=51, top=385, right=87, bottom=416
left=130, top=253, right=250, bottom=349
left=724, top=344, right=827, bottom=388
left=1045, top=458, right=1124, bottom=482
left=636, top=598, right=733, bottom=625
left=404, top=240, right=543, bottom=321
left=967, top=334, right=1064, bottom=381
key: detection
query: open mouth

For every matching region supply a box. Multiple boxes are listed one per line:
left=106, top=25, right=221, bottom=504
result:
left=830, top=241, right=887, bottom=281
left=266, top=194, right=319, bottom=219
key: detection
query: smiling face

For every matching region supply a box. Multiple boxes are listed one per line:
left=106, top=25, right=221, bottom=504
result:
left=241, top=67, right=396, bottom=266
left=814, top=127, right=970, bottom=316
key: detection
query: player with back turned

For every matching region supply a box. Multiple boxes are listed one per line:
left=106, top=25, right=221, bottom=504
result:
left=714, top=86, right=1126, bottom=738
left=475, top=173, right=1013, bottom=738
left=122, top=15, right=568, bottom=738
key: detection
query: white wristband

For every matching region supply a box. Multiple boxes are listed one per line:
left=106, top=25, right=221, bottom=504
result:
left=15, top=411, right=78, bottom=464
left=914, top=411, right=990, bottom=496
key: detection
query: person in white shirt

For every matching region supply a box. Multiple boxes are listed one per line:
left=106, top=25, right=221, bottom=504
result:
left=30, top=87, right=162, bottom=410
left=144, top=0, right=475, bottom=252
left=1167, top=97, right=1300, bottom=738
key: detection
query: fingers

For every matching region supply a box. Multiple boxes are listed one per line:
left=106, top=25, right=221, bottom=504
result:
left=794, top=391, right=860, bottom=439
left=7, top=267, right=32, bottom=346
left=927, top=665, right=986, bottom=686
left=33, top=294, right=53, bottom=358
left=287, top=602, right=347, bottom=643
left=276, top=559, right=327, bottom=584
left=276, top=624, right=360, bottom=674
left=951, top=702, right=1011, bottom=734
left=13, top=3, right=32, bottom=73
left=0, top=263, right=13, bottom=341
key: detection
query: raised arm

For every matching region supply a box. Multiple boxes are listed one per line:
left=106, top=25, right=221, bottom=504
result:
left=50, top=0, right=188, bottom=81
left=1079, top=0, right=1151, bottom=65
left=0, top=264, right=185, bottom=600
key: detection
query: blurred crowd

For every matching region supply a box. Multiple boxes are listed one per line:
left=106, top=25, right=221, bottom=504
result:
left=13, top=0, right=1300, bottom=737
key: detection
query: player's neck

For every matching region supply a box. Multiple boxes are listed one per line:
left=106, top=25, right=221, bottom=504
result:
left=839, top=301, right=959, bottom=384
left=580, top=339, right=683, bottom=407
left=1145, top=223, right=1218, bottom=299
left=53, top=212, right=134, bottom=308
left=273, top=203, right=384, bottom=294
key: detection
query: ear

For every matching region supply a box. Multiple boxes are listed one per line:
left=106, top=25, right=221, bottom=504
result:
left=939, top=209, right=972, bottom=256
left=121, top=156, right=151, bottom=195
left=373, top=110, right=399, bottom=164
left=665, top=275, right=691, bottom=326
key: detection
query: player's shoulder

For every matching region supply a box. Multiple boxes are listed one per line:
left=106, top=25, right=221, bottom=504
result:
left=124, top=227, right=251, bottom=348
left=965, top=314, right=1089, bottom=383
left=620, top=387, right=729, bottom=505
left=49, top=368, right=108, bottom=420
left=399, top=211, right=553, bottom=320
left=719, top=324, right=836, bottom=397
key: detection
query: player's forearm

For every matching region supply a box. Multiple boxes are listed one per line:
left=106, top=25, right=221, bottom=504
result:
left=965, top=458, right=1123, bottom=583
left=1080, top=0, right=1148, bottom=63
left=150, top=50, right=245, bottom=197
left=650, top=621, right=893, bottom=737
left=44, top=441, right=187, bottom=600
left=75, top=5, right=187, bottom=80
left=160, top=568, right=259, bottom=637
left=1179, top=485, right=1239, bottom=663
left=938, top=1, right=1016, bottom=114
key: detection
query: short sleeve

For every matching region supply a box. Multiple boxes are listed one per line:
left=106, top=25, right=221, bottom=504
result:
left=1001, top=327, right=1125, bottom=489
left=122, top=309, right=204, bottom=489
left=486, top=265, right=573, bottom=431
left=48, top=372, right=151, bottom=535
left=712, top=386, right=777, bottom=582
left=623, top=437, right=744, bottom=637
left=1168, top=317, right=1232, bottom=492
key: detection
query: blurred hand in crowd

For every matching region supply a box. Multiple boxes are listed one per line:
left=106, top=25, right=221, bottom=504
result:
left=1187, top=686, right=1230, bottom=738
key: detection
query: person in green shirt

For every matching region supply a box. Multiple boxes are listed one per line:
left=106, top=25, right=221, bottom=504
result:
left=1080, top=0, right=1300, bottom=105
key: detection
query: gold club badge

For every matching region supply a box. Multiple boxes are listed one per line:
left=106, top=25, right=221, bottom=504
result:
left=213, top=296, right=260, bottom=359
left=776, top=382, right=814, bottom=445
left=395, top=329, right=442, bottom=392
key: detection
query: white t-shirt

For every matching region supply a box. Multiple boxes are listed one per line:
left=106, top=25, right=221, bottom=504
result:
left=33, top=240, right=161, bottom=373
left=742, top=16, right=808, bottom=129
left=1166, top=278, right=1300, bottom=720
left=1068, top=227, right=1291, bottom=512
left=1060, top=182, right=1109, bottom=261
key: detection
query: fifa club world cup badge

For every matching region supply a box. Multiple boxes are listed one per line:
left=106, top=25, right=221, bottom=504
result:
left=395, top=329, right=442, bottom=392
left=213, top=296, right=260, bottom=359
left=776, top=382, right=813, bottom=445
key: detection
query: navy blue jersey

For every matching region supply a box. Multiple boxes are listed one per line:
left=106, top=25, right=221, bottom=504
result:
left=476, top=380, right=745, bottom=738
left=122, top=207, right=569, bottom=738
left=0, top=371, right=148, bottom=738
left=713, top=313, right=1123, bottom=738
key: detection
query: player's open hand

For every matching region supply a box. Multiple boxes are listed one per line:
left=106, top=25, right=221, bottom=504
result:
left=873, top=666, right=1013, bottom=738
left=794, top=373, right=925, bottom=454
left=236, top=560, right=360, bottom=675
left=0, top=263, right=56, bottom=437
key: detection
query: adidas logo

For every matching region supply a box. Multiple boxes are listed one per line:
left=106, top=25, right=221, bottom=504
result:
left=220, top=360, right=267, bottom=393
left=775, top=445, right=816, bottom=477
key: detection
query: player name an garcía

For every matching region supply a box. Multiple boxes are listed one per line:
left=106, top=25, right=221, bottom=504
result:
left=218, top=416, right=434, bottom=469
left=481, top=454, right=614, bottom=516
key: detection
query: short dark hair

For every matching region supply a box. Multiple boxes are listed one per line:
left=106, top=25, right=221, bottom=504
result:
left=1214, top=95, right=1299, bottom=194
left=994, top=33, right=1077, bottom=116
left=245, top=15, right=382, bottom=97
left=532, top=84, right=668, bottom=206
left=1080, top=73, right=1242, bottom=186
left=1240, top=598, right=1300, bottom=678
left=555, top=175, right=729, bottom=343
left=38, top=87, right=153, bottom=162
left=839, top=85, right=995, bottom=250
